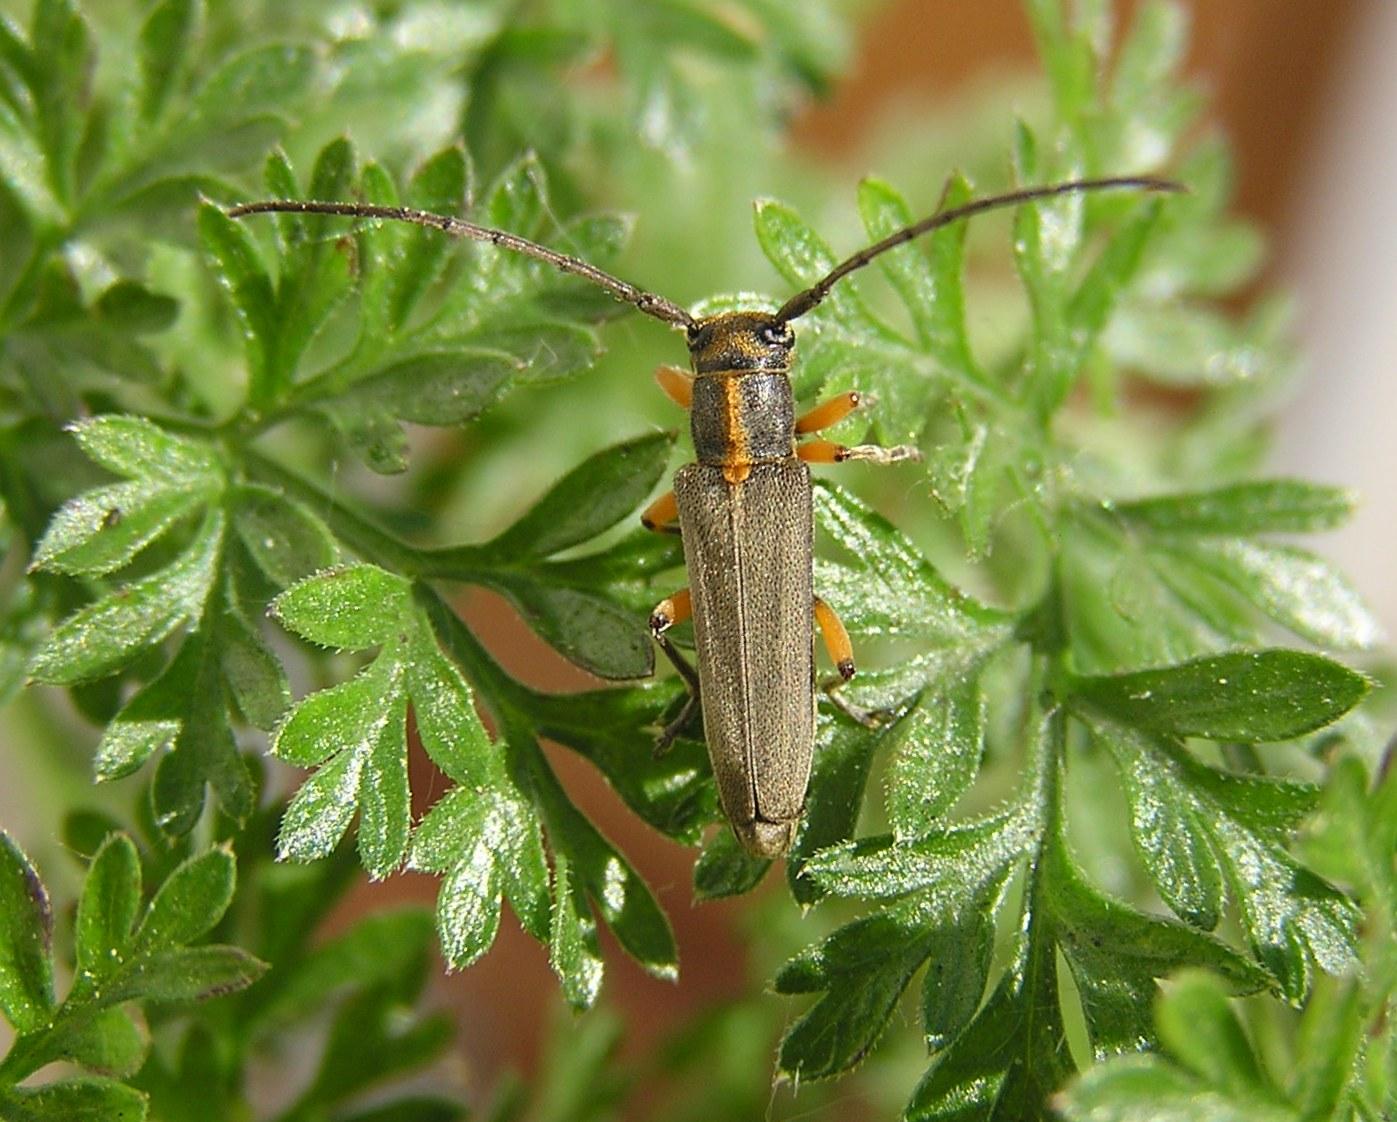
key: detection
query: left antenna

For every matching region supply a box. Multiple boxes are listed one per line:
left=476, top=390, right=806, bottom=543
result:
left=227, top=200, right=696, bottom=330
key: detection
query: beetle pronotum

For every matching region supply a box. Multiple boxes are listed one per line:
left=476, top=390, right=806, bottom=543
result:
left=231, top=173, right=1181, bottom=857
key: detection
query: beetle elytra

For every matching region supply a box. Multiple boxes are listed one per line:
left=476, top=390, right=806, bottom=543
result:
left=230, top=173, right=1181, bottom=857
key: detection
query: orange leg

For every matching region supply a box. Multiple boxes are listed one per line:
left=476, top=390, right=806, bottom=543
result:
left=654, top=364, right=694, bottom=409
left=796, top=391, right=862, bottom=435
left=649, top=587, right=692, bottom=634
left=640, top=489, right=680, bottom=534
left=814, top=596, right=855, bottom=680
left=798, top=439, right=921, bottom=465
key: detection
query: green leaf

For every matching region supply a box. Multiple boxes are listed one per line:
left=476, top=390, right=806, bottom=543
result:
left=1114, top=480, right=1355, bottom=535
left=1156, top=971, right=1278, bottom=1098
left=856, top=174, right=976, bottom=374
left=904, top=922, right=1072, bottom=1121
left=341, top=350, right=520, bottom=426
left=251, top=909, right=433, bottom=1032
left=276, top=744, right=360, bottom=863
left=1045, top=836, right=1265, bottom=1057
left=132, top=846, right=235, bottom=953
left=189, top=43, right=315, bottom=128
left=271, top=564, right=412, bottom=651
left=69, top=416, right=219, bottom=483
left=753, top=197, right=880, bottom=334
left=275, top=650, right=410, bottom=876
left=374, top=147, right=470, bottom=334
left=1026, top=0, right=1097, bottom=122
left=693, top=829, right=770, bottom=901
left=527, top=680, right=712, bottom=842
left=0, top=1078, right=147, bottom=1122
left=274, top=664, right=392, bottom=770
left=31, top=479, right=215, bottom=576
left=51, top=1006, right=148, bottom=1079
left=137, top=0, right=195, bottom=121
left=30, top=0, right=90, bottom=207
left=778, top=812, right=1024, bottom=1080
left=357, top=688, right=411, bottom=880
left=493, top=579, right=652, bottom=680
left=0, top=832, right=55, bottom=1033
left=1070, top=649, right=1370, bottom=742
left=410, top=773, right=552, bottom=968
left=1067, top=198, right=1164, bottom=342
left=231, top=485, right=337, bottom=588
left=405, top=627, right=496, bottom=787
left=1106, top=732, right=1225, bottom=929
left=1112, top=1, right=1188, bottom=120
left=1058, top=1056, right=1288, bottom=1122
left=429, top=831, right=501, bottom=970
left=1033, top=197, right=1164, bottom=418
left=29, top=510, right=223, bottom=685
left=91, top=633, right=195, bottom=780
left=484, top=431, right=676, bottom=561
left=1291, top=976, right=1366, bottom=1121
left=218, top=606, right=290, bottom=731
left=776, top=896, right=947, bottom=1080
left=1089, top=717, right=1359, bottom=1000
left=107, top=944, right=266, bottom=1005
left=814, top=482, right=1011, bottom=645
left=92, top=281, right=177, bottom=334
left=886, top=671, right=986, bottom=839
left=531, top=750, right=677, bottom=980
left=198, top=201, right=277, bottom=395
left=549, top=851, right=604, bottom=1011
left=74, top=834, right=141, bottom=982
left=146, top=632, right=254, bottom=835
left=1178, top=540, right=1383, bottom=650
left=787, top=712, right=881, bottom=905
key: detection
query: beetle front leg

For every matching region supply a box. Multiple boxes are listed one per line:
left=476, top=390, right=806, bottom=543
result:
left=654, top=364, right=694, bottom=409
left=649, top=588, right=701, bottom=753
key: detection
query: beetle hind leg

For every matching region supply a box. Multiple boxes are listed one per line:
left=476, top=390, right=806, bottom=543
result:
left=813, top=596, right=884, bottom=728
left=813, top=596, right=855, bottom=681
left=649, top=588, right=700, bottom=754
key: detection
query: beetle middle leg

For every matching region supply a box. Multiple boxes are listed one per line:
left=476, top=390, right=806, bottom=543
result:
left=640, top=489, right=681, bottom=535
left=649, top=587, right=701, bottom=753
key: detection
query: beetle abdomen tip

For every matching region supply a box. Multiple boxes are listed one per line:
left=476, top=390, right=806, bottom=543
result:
left=736, top=819, right=796, bottom=859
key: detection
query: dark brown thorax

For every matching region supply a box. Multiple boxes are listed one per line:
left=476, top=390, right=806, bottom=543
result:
left=685, top=312, right=797, bottom=482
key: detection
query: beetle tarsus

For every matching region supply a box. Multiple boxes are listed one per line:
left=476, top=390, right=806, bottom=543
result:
left=821, top=680, right=885, bottom=728
left=841, top=443, right=922, bottom=464
left=653, top=689, right=700, bottom=757
left=649, top=601, right=703, bottom=755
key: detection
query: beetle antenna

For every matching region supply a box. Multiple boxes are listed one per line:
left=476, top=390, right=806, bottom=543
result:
left=774, top=175, right=1185, bottom=323
left=226, top=200, right=696, bottom=330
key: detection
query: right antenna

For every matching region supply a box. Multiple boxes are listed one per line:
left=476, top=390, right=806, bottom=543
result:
left=774, top=175, right=1185, bottom=323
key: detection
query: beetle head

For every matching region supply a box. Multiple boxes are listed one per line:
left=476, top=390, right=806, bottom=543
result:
left=686, top=311, right=794, bottom=374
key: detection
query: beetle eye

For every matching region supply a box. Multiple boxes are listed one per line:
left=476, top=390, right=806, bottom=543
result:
left=760, top=324, right=791, bottom=346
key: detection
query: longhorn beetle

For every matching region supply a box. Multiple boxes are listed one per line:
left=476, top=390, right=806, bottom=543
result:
left=231, top=173, right=1181, bottom=858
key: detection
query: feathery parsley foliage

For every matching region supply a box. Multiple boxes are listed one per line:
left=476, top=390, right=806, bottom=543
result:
left=0, top=0, right=1389, bottom=1119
